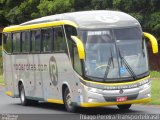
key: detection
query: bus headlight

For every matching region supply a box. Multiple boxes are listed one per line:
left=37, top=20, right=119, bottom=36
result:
left=87, top=87, right=103, bottom=93
left=143, top=83, right=150, bottom=89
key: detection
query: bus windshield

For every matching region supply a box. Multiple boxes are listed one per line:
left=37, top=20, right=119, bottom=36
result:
left=78, top=27, right=149, bottom=82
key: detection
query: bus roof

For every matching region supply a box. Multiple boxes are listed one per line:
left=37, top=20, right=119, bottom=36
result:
left=21, top=10, right=140, bottom=28
left=3, top=10, right=140, bottom=32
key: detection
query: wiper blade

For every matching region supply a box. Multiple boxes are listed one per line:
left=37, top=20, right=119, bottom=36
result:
left=103, top=57, right=112, bottom=81
left=110, top=47, right=114, bottom=68
left=103, top=48, right=114, bottom=81
left=118, top=48, right=137, bottom=80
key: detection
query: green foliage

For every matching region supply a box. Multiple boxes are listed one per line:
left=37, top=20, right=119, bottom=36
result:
left=0, top=75, right=3, bottom=84
left=0, top=0, right=160, bottom=38
left=38, top=0, right=73, bottom=16
left=147, top=12, right=160, bottom=36
left=150, top=71, right=160, bottom=78
left=0, top=46, right=2, bottom=75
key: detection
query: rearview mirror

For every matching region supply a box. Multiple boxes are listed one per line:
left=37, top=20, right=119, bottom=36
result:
left=143, top=32, right=158, bottom=54
left=71, top=36, right=85, bottom=59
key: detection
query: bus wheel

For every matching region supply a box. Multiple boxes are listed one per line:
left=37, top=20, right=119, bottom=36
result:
left=117, top=104, right=132, bottom=110
left=19, top=84, right=30, bottom=106
left=64, top=88, right=77, bottom=112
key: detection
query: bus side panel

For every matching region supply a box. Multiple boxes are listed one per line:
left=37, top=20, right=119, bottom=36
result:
left=3, top=53, right=15, bottom=97
left=42, top=53, right=79, bottom=103
left=27, top=54, right=44, bottom=99
left=10, top=54, right=44, bottom=100
left=40, top=54, right=58, bottom=101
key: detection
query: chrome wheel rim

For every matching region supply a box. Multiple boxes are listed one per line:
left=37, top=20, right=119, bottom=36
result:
left=20, top=88, right=25, bottom=103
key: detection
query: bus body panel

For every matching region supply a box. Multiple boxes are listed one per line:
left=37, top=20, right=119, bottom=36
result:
left=4, top=52, right=80, bottom=103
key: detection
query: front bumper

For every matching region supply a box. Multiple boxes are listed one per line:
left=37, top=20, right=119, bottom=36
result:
left=79, top=77, right=151, bottom=107
left=80, top=98, right=151, bottom=107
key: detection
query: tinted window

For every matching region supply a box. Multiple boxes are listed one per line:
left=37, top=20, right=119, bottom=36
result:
left=3, top=33, right=12, bottom=53
left=31, top=30, right=41, bottom=52
left=22, top=31, right=30, bottom=52
left=73, top=45, right=82, bottom=75
left=13, top=32, right=20, bottom=53
left=42, top=28, right=53, bottom=52
left=54, top=27, right=67, bottom=52
left=114, top=27, right=141, bottom=40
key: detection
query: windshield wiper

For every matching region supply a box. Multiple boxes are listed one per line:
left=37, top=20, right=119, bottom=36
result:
left=103, top=48, right=114, bottom=81
left=118, top=48, right=137, bottom=80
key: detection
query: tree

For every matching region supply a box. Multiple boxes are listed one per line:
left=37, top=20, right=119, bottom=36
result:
left=0, top=0, right=159, bottom=38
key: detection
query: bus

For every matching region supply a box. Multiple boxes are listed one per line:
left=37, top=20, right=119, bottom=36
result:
left=2, top=10, right=158, bottom=112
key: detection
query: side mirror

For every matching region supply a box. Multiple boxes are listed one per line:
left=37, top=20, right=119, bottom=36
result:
left=143, top=32, right=158, bottom=54
left=71, top=36, right=85, bottom=59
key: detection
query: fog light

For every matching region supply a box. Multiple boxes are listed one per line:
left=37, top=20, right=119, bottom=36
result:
left=147, top=94, right=151, bottom=97
left=143, top=83, right=150, bottom=89
left=88, top=98, right=97, bottom=102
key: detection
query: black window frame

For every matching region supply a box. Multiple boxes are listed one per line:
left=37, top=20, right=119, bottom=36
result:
left=12, top=32, right=21, bottom=54
left=31, top=29, right=42, bottom=53
left=53, top=26, right=67, bottom=53
left=41, top=27, right=54, bottom=53
left=3, top=33, right=12, bottom=54
left=21, top=30, right=31, bottom=53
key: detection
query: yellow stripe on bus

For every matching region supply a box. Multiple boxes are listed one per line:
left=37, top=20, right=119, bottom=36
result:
left=80, top=98, right=151, bottom=107
left=3, top=20, right=78, bottom=33
left=5, top=91, right=13, bottom=97
left=47, top=98, right=64, bottom=104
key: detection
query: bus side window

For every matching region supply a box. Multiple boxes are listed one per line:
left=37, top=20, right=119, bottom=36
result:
left=22, top=31, right=30, bottom=53
left=54, top=27, right=67, bottom=52
left=13, top=32, right=20, bottom=53
left=31, top=30, right=41, bottom=52
left=42, top=28, right=53, bottom=52
left=3, top=33, right=12, bottom=53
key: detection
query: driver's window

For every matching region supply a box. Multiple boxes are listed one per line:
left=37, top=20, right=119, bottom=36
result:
left=64, top=25, right=82, bottom=75
left=73, top=45, right=82, bottom=75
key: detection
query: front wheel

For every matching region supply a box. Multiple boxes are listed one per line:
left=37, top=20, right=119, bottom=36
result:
left=117, top=104, right=132, bottom=110
left=63, top=88, right=77, bottom=112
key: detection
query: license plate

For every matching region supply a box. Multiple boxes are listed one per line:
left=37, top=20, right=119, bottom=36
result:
left=116, top=96, right=128, bottom=102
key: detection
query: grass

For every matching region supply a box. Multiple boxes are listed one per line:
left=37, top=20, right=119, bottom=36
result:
left=148, top=78, right=160, bottom=105
left=0, top=75, right=4, bottom=84
left=150, top=71, right=160, bottom=78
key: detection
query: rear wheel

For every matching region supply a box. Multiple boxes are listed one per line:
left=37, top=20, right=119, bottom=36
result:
left=63, top=88, right=77, bottom=112
left=19, top=84, right=38, bottom=105
left=117, top=104, right=132, bottom=110
left=19, top=84, right=30, bottom=105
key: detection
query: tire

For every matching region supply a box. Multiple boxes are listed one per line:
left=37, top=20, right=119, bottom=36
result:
left=117, top=104, right=132, bottom=110
left=19, top=84, right=37, bottom=106
left=63, top=88, right=77, bottom=112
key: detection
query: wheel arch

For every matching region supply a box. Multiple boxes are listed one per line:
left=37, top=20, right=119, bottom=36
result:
left=62, top=82, right=71, bottom=100
left=18, top=80, right=25, bottom=97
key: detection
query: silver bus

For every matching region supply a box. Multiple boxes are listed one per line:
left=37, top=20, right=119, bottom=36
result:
left=2, top=10, right=158, bottom=112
